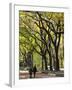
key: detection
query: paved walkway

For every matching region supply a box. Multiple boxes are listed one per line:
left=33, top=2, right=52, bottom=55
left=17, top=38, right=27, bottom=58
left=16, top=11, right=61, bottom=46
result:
left=19, top=71, right=64, bottom=79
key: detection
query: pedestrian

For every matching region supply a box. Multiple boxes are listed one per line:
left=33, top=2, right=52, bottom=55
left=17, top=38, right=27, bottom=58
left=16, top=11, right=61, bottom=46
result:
left=33, top=65, right=37, bottom=78
left=29, top=67, right=32, bottom=78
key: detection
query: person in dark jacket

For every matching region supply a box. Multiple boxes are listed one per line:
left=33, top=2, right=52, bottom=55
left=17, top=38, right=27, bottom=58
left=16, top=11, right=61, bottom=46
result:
left=33, top=65, right=37, bottom=78
left=29, top=67, right=32, bottom=78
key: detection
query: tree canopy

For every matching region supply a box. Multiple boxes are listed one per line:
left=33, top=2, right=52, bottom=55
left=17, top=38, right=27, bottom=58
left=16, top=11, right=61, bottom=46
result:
left=19, top=10, right=64, bottom=71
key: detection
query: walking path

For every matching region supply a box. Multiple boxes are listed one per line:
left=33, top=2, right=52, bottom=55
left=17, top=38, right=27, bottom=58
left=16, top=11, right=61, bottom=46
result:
left=19, top=70, right=64, bottom=79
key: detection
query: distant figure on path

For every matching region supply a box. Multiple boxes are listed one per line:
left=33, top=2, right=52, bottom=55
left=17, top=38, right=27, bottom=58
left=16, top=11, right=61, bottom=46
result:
left=29, top=67, right=32, bottom=78
left=33, top=65, right=37, bottom=78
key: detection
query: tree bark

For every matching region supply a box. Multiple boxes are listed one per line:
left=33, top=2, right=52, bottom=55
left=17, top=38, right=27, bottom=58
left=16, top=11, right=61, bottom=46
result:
left=49, top=52, right=53, bottom=71
left=55, top=47, right=59, bottom=71
left=42, top=56, right=44, bottom=70
left=43, top=55, right=48, bottom=70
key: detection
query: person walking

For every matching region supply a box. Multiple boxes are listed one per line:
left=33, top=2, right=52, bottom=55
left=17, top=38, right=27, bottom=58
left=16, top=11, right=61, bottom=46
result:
left=33, top=65, right=37, bottom=78
left=29, top=67, right=32, bottom=78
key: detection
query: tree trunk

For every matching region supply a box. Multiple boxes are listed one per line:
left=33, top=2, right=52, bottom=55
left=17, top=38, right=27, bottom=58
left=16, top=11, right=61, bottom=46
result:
left=49, top=53, right=53, bottom=71
left=55, top=48, right=59, bottom=71
left=44, top=56, right=48, bottom=70
left=42, top=56, right=44, bottom=70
